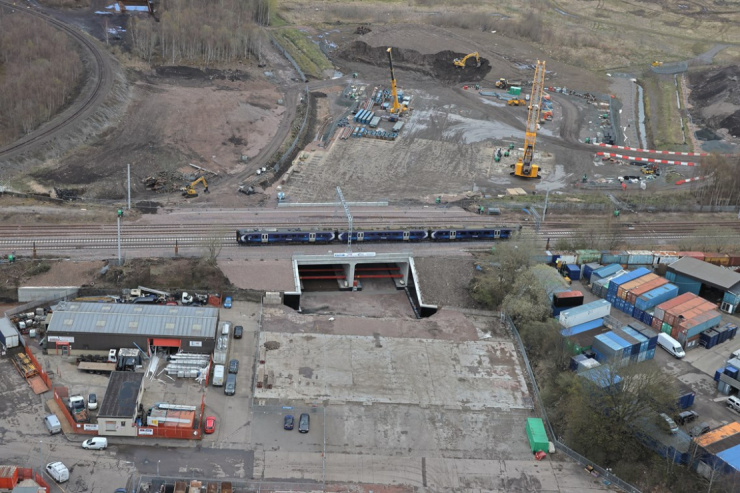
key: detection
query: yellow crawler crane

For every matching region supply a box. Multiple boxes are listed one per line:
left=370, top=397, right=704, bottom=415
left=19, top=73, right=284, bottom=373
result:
left=511, top=60, right=546, bottom=179
left=386, top=48, right=406, bottom=114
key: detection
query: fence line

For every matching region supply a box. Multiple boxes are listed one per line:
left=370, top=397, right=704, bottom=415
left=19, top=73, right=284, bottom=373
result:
left=503, top=313, right=642, bottom=493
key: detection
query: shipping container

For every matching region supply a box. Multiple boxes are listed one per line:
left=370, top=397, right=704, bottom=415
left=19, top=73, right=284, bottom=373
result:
left=570, top=354, right=587, bottom=371
left=592, top=332, right=630, bottom=363
left=525, top=418, right=548, bottom=453
left=714, top=325, right=729, bottom=344
left=627, top=277, right=669, bottom=305
left=576, top=250, right=601, bottom=265
left=654, top=292, right=697, bottom=321
left=392, top=121, right=404, bottom=132
left=553, top=291, right=585, bottom=308
left=565, top=264, right=581, bottom=281
left=635, top=283, right=679, bottom=312
left=559, top=300, right=612, bottom=328
left=579, top=366, right=623, bottom=390
left=627, top=250, right=655, bottom=265
left=677, top=310, right=723, bottom=339
left=608, top=267, right=652, bottom=292
left=369, top=116, right=381, bottom=128
left=618, top=273, right=658, bottom=300
left=677, top=392, right=696, bottom=410
left=582, top=263, right=601, bottom=284
left=704, top=254, right=730, bottom=267
left=560, top=318, right=604, bottom=337
left=621, top=326, right=649, bottom=353
left=664, top=296, right=712, bottom=327
left=0, top=317, right=20, bottom=349
left=578, top=358, right=601, bottom=372
left=676, top=251, right=705, bottom=261
left=729, top=255, right=740, bottom=267
left=590, top=263, right=623, bottom=283
left=653, top=251, right=680, bottom=266
left=555, top=254, right=578, bottom=265
left=700, top=329, right=719, bottom=349
left=600, top=251, right=629, bottom=265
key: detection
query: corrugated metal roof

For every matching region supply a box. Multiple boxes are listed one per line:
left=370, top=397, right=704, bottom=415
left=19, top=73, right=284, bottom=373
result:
left=695, top=422, right=740, bottom=448
left=668, top=257, right=740, bottom=291
left=99, top=371, right=144, bottom=418
left=47, top=302, right=219, bottom=338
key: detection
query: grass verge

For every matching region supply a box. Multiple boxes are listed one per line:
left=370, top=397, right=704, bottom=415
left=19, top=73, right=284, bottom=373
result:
left=274, top=28, right=333, bottom=79
left=641, top=74, right=686, bottom=151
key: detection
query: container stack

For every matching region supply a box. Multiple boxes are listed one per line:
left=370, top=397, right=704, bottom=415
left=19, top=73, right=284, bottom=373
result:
left=592, top=331, right=635, bottom=365
left=579, top=366, right=623, bottom=391
left=589, top=263, right=622, bottom=285
left=632, top=282, right=679, bottom=326
left=591, top=269, right=628, bottom=298
left=576, top=250, right=601, bottom=265
left=605, top=267, right=651, bottom=305
left=581, top=263, right=602, bottom=284
left=564, top=264, right=581, bottom=281
left=614, top=272, right=661, bottom=315
left=561, top=318, right=608, bottom=354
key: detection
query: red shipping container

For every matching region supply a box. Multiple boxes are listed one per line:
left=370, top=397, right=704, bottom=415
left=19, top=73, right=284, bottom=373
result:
left=555, top=291, right=583, bottom=299
left=0, top=466, right=19, bottom=489
left=654, top=292, right=697, bottom=321
left=627, top=277, right=669, bottom=305
left=652, top=316, right=663, bottom=330
left=677, top=251, right=705, bottom=261
left=664, top=297, right=705, bottom=326
left=729, top=255, right=740, bottom=267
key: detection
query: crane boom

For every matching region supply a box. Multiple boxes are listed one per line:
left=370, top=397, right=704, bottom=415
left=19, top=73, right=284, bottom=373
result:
left=387, top=47, right=402, bottom=114
left=512, top=60, right=546, bottom=179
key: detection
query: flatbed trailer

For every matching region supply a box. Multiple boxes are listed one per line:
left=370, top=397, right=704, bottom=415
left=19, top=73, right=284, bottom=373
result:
left=77, top=361, right=117, bottom=374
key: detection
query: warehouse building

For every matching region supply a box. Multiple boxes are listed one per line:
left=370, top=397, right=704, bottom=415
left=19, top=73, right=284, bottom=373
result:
left=666, top=257, right=740, bottom=314
left=45, top=302, right=219, bottom=355
left=693, top=422, right=740, bottom=482
left=97, top=371, right=145, bottom=437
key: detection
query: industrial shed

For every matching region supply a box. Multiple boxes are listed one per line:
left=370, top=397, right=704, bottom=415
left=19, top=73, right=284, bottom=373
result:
left=97, top=371, right=145, bottom=437
left=45, top=302, right=219, bottom=355
left=666, top=257, right=740, bottom=314
left=693, top=422, right=740, bottom=482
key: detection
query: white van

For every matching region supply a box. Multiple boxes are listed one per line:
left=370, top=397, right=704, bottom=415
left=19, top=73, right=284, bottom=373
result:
left=44, top=414, right=62, bottom=435
left=728, top=396, right=740, bottom=413
left=657, top=333, right=685, bottom=358
left=221, top=322, right=231, bottom=336
left=82, top=437, right=108, bottom=450
left=213, top=365, right=225, bottom=386
left=45, top=462, right=69, bottom=483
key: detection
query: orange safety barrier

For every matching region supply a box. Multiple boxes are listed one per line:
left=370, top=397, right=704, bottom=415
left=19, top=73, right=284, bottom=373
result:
left=25, top=347, right=52, bottom=389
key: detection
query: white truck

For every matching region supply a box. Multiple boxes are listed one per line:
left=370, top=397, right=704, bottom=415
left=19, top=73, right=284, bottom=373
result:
left=212, top=365, right=225, bottom=386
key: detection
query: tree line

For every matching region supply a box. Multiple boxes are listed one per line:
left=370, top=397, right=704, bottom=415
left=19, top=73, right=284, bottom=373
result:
left=128, top=0, right=275, bottom=65
left=0, top=11, right=82, bottom=146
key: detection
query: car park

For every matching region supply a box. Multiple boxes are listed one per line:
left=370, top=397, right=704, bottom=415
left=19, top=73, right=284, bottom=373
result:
left=299, top=413, right=310, bottom=433
left=690, top=422, right=711, bottom=437
left=82, top=437, right=108, bottom=450
left=88, top=393, right=98, bottom=411
left=284, top=415, right=294, bottom=430
left=45, top=462, right=69, bottom=483
left=228, top=359, right=239, bottom=374
left=234, top=325, right=243, bottom=339
left=676, top=410, right=698, bottom=425
left=223, top=296, right=232, bottom=308
left=44, top=414, right=62, bottom=435
left=204, top=416, right=216, bottom=434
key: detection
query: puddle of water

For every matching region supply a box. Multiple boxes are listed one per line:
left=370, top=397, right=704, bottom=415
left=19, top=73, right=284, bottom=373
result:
left=636, top=83, right=647, bottom=149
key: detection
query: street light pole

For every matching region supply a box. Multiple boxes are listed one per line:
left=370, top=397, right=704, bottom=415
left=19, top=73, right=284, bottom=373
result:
left=117, top=210, right=122, bottom=266
left=127, top=163, right=131, bottom=210
left=39, top=440, right=43, bottom=473
left=157, top=460, right=160, bottom=477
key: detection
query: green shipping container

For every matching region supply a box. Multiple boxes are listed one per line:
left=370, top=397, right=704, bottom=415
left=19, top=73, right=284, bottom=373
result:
left=526, top=418, right=548, bottom=453
left=508, top=86, right=522, bottom=96
left=576, top=249, right=601, bottom=265
left=661, top=322, right=672, bottom=334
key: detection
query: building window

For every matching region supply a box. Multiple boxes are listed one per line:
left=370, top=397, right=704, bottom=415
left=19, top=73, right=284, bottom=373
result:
left=129, top=321, right=139, bottom=330
left=169, top=308, right=178, bottom=314
left=134, top=307, right=143, bottom=313
left=121, top=421, right=126, bottom=426
left=165, top=322, right=175, bottom=331
left=192, top=324, right=202, bottom=332
left=105, top=421, right=116, bottom=431
left=102, top=305, right=112, bottom=312
left=96, top=320, right=106, bottom=328
left=64, top=319, right=74, bottom=326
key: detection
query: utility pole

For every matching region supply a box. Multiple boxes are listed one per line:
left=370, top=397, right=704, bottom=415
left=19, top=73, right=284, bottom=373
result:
left=127, top=164, right=131, bottom=210
left=336, top=187, right=352, bottom=252
left=543, top=189, right=550, bottom=222
left=117, top=209, right=123, bottom=265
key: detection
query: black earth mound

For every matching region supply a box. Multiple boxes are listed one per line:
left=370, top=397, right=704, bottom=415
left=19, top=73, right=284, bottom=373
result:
left=688, top=66, right=740, bottom=138
left=337, top=41, right=492, bottom=84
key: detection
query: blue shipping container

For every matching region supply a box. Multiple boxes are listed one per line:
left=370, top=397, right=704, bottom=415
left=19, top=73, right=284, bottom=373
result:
left=582, top=263, right=601, bottom=284
left=641, top=311, right=654, bottom=327
left=560, top=318, right=605, bottom=337
left=715, top=368, right=725, bottom=381
left=677, top=392, right=696, bottom=410
left=570, top=354, right=587, bottom=371
left=635, top=284, right=680, bottom=311
left=715, top=325, right=729, bottom=343
left=566, top=264, right=581, bottom=281
left=591, top=263, right=622, bottom=283
left=726, top=366, right=739, bottom=379
left=611, top=329, right=640, bottom=356
left=665, top=272, right=702, bottom=295
left=685, top=313, right=723, bottom=339
left=602, top=332, right=632, bottom=358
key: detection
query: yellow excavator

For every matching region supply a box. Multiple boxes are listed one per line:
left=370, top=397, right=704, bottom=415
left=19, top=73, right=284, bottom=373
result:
left=386, top=48, right=407, bottom=114
left=495, top=78, right=509, bottom=89
left=181, top=176, right=209, bottom=197
left=453, top=52, right=481, bottom=69
left=511, top=60, right=546, bottom=179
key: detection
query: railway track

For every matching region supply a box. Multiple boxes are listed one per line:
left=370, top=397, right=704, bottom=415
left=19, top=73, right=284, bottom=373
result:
left=0, top=0, right=112, bottom=161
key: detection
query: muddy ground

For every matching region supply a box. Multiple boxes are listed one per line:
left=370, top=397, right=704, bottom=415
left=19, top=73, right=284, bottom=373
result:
left=688, top=65, right=740, bottom=139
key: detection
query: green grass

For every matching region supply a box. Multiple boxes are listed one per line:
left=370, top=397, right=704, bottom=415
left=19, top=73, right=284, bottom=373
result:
left=274, top=28, right=333, bottom=79
left=642, top=74, right=686, bottom=151
left=270, top=12, right=289, bottom=27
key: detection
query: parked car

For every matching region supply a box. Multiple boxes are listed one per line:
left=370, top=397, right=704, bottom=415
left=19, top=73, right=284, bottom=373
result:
left=45, top=462, right=69, bottom=483
left=44, top=414, right=62, bottom=435
left=676, top=410, right=698, bottom=425
left=88, top=393, right=98, bottom=411
left=283, top=415, right=294, bottom=430
left=658, top=413, right=679, bottom=435
left=298, top=413, right=310, bottom=433
left=223, top=296, right=232, bottom=309
left=229, top=359, right=239, bottom=374
left=234, top=325, right=243, bottom=339
left=204, top=416, right=216, bottom=434
left=82, top=437, right=108, bottom=450
left=224, top=374, right=236, bottom=396
left=690, top=422, right=711, bottom=437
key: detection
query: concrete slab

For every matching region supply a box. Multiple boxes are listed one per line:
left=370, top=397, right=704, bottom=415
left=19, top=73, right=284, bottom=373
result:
left=256, top=332, right=530, bottom=409
left=218, top=258, right=295, bottom=291
left=257, top=452, right=614, bottom=491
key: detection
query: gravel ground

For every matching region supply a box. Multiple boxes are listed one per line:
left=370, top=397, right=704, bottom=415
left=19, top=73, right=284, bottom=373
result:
left=413, top=255, right=479, bottom=309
